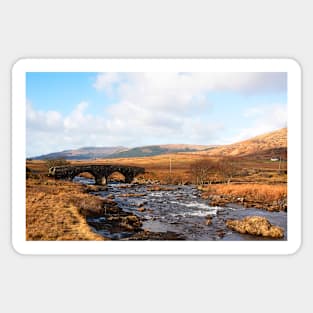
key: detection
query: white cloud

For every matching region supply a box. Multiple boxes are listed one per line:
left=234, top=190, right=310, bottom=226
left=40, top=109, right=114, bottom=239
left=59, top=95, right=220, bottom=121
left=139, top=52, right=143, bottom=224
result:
left=94, top=72, right=286, bottom=137
left=63, top=102, right=88, bottom=129
left=27, top=101, right=108, bottom=156
left=95, top=72, right=286, bottom=98
left=27, top=102, right=63, bottom=131
left=93, top=72, right=126, bottom=96
left=230, top=104, right=287, bottom=143
left=27, top=72, right=287, bottom=156
left=92, top=72, right=286, bottom=146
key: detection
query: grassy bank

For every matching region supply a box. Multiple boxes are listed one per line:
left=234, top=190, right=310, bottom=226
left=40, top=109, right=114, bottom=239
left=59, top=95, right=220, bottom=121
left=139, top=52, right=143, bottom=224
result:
left=26, top=177, right=105, bottom=240
left=200, top=183, right=287, bottom=211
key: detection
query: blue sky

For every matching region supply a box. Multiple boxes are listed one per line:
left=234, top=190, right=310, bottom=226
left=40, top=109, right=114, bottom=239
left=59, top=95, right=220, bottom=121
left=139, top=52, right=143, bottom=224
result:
left=26, top=72, right=287, bottom=157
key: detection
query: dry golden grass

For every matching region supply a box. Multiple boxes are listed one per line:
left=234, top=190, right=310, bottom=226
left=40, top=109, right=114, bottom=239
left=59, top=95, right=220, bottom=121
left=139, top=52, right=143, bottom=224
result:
left=26, top=154, right=288, bottom=240
left=201, top=183, right=287, bottom=203
left=72, top=155, right=287, bottom=184
left=26, top=177, right=105, bottom=240
left=69, top=154, right=202, bottom=184
left=27, top=152, right=287, bottom=185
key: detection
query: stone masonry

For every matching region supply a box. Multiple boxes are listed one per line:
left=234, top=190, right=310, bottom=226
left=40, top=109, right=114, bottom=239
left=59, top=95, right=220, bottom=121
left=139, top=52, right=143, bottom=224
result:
left=48, top=164, right=145, bottom=185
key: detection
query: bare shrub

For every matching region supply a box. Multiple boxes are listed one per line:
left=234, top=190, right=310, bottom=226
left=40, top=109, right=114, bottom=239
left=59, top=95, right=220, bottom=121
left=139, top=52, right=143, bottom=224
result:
left=190, top=159, right=217, bottom=185
left=46, top=158, right=70, bottom=169
left=216, top=157, right=237, bottom=184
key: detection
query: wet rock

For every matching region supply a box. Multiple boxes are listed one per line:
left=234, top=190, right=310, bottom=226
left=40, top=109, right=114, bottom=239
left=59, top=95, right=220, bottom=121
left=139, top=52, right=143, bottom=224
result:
left=137, top=207, right=145, bottom=212
left=205, top=216, right=212, bottom=225
left=104, top=214, right=142, bottom=232
left=216, top=229, right=226, bottom=238
left=216, top=209, right=228, bottom=216
left=207, top=194, right=229, bottom=206
left=137, top=201, right=147, bottom=207
left=120, top=222, right=135, bottom=231
left=106, top=216, right=120, bottom=222
left=123, top=215, right=142, bottom=228
left=126, top=230, right=185, bottom=240
left=103, top=205, right=120, bottom=215
left=102, top=198, right=117, bottom=206
left=226, top=216, right=284, bottom=238
left=78, top=196, right=119, bottom=217
left=84, top=185, right=108, bottom=192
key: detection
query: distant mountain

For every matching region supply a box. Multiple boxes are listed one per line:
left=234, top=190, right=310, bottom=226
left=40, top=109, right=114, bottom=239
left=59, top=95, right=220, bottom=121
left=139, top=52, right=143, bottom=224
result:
left=197, top=128, right=287, bottom=158
left=32, top=146, right=127, bottom=160
left=32, top=144, right=212, bottom=160
left=106, top=144, right=213, bottom=158
left=31, top=129, right=286, bottom=161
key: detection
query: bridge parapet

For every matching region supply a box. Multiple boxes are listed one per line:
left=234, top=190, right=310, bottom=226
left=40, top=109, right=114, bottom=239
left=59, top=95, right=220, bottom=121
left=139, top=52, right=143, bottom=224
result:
left=48, top=164, right=145, bottom=185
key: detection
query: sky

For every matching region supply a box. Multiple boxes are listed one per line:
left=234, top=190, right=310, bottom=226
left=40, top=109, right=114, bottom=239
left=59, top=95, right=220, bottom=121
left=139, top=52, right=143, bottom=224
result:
left=26, top=72, right=287, bottom=157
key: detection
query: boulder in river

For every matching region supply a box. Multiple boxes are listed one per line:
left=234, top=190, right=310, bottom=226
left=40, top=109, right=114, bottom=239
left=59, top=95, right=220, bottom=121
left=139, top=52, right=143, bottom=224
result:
left=226, top=216, right=284, bottom=238
left=205, top=216, right=212, bottom=225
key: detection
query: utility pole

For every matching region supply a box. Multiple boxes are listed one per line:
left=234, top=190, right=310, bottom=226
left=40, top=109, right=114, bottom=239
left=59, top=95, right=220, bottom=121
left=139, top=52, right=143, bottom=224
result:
left=169, top=156, right=172, bottom=176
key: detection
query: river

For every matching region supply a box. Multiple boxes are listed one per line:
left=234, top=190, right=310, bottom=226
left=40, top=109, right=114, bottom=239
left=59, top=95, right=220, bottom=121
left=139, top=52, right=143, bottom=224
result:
left=73, top=177, right=287, bottom=240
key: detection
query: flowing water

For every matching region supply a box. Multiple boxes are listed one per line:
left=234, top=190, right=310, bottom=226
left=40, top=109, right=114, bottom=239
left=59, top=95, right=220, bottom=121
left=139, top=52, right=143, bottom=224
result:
left=73, top=177, right=287, bottom=240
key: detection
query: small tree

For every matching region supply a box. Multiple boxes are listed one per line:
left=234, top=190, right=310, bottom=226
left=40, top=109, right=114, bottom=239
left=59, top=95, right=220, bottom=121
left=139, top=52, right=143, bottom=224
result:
left=190, top=159, right=216, bottom=185
left=217, top=157, right=237, bottom=184
left=45, top=158, right=70, bottom=169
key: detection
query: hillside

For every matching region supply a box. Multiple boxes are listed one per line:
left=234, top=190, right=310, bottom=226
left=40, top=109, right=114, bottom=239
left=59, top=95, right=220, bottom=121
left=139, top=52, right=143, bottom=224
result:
left=198, top=128, right=287, bottom=158
left=32, top=146, right=127, bottom=160
left=106, top=144, right=213, bottom=158
left=32, top=144, right=212, bottom=160
left=31, top=128, right=286, bottom=161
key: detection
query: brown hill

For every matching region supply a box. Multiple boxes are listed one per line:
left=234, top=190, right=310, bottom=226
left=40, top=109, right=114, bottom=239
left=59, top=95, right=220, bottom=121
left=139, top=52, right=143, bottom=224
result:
left=160, top=144, right=213, bottom=151
left=106, top=144, right=213, bottom=158
left=33, top=146, right=127, bottom=160
left=198, top=128, right=287, bottom=158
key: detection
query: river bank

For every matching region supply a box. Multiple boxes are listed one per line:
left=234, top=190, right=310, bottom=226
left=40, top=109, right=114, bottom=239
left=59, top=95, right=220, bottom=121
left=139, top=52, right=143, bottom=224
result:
left=199, top=183, right=287, bottom=212
left=26, top=178, right=105, bottom=240
left=84, top=180, right=287, bottom=240
left=26, top=174, right=287, bottom=241
left=26, top=177, right=184, bottom=240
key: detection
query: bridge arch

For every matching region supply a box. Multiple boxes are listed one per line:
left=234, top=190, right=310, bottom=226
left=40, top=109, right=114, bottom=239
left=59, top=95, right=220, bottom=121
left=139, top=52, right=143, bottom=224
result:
left=106, top=171, right=126, bottom=183
left=72, top=171, right=96, bottom=184
left=49, top=164, right=145, bottom=185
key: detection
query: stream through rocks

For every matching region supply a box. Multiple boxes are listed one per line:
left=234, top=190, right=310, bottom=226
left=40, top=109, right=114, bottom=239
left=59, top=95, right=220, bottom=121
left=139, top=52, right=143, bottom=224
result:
left=73, top=177, right=287, bottom=241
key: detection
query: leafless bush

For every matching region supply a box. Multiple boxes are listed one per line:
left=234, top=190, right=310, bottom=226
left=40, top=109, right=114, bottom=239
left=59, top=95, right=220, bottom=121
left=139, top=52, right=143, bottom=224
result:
left=46, top=158, right=70, bottom=169
left=216, top=157, right=237, bottom=184
left=190, top=159, right=217, bottom=185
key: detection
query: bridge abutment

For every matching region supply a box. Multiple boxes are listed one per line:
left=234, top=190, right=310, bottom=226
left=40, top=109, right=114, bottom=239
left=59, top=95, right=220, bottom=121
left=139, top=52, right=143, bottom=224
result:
left=124, top=174, right=134, bottom=184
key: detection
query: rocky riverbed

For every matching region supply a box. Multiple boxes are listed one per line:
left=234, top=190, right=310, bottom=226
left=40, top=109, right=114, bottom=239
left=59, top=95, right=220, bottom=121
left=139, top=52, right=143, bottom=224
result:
left=74, top=177, right=287, bottom=240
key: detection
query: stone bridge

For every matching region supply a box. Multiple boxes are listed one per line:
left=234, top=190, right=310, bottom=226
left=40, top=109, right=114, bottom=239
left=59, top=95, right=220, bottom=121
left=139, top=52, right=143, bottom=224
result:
left=48, top=164, right=145, bottom=185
